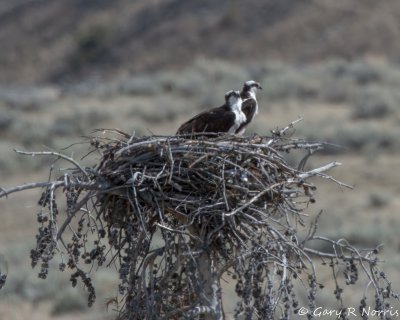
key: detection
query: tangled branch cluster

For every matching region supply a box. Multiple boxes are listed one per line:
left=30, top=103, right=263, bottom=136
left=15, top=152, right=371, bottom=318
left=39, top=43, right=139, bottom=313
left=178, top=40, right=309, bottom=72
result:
left=0, top=120, right=397, bottom=319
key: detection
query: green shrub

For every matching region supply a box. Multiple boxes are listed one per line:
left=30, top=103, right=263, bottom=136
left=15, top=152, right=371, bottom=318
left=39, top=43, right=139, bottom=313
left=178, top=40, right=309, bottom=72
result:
left=261, top=70, right=319, bottom=101
left=334, top=125, right=400, bottom=152
left=351, top=86, right=398, bottom=119
left=51, top=288, right=88, bottom=316
left=343, top=61, right=382, bottom=85
left=368, top=191, right=391, bottom=208
left=158, top=71, right=207, bottom=97
left=119, top=75, right=163, bottom=96
left=0, top=113, right=15, bottom=132
left=50, top=116, right=82, bottom=136
left=318, top=78, right=354, bottom=104
left=11, top=121, right=53, bottom=147
left=69, top=24, right=112, bottom=69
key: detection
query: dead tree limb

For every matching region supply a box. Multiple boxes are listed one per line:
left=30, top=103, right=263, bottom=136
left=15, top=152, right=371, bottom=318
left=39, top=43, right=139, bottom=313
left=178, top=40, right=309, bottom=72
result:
left=0, top=121, right=398, bottom=319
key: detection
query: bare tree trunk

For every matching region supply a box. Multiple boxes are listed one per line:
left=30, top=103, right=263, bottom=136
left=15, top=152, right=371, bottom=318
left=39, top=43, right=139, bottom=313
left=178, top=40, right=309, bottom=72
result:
left=197, top=250, right=224, bottom=320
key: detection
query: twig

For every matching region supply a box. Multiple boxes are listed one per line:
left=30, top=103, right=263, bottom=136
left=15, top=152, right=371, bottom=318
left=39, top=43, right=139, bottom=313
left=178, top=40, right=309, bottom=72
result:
left=14, top=150, right=89, bottom=178
left=0, top=181, right=64, bottom=198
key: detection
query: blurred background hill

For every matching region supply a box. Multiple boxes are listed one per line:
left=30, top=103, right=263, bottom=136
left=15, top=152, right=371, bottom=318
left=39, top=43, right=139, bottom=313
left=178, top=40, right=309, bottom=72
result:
left=1, top=0, right=400, bottom=319
left=2, top=0, right=400, bottom=84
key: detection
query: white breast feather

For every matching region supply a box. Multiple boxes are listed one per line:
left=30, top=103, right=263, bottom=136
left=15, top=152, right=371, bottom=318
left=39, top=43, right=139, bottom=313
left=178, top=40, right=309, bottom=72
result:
left=228, top=98, right=246, bottom=133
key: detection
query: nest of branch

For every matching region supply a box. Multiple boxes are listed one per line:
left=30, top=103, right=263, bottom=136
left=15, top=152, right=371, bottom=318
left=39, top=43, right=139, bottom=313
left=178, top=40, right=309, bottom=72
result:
left=98, top=132, right=316, bottom=239
left=8, top=120, right=395, bottom=320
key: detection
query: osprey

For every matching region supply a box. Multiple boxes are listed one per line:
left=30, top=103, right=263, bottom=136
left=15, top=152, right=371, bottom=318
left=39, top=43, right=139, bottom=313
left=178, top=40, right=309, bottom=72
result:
left=235, top=80, right=262, bottom=135
left=176, top=90, right=245, bottom=135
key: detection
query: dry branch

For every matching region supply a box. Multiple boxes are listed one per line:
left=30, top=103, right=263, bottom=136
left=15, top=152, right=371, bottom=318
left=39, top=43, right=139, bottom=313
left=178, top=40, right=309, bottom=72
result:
left=0, top=121, right=397, bottom=319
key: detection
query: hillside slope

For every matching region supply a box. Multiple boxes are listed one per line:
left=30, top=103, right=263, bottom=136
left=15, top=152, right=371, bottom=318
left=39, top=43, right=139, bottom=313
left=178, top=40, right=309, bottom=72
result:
left=1, top=0, right=400, bottom=84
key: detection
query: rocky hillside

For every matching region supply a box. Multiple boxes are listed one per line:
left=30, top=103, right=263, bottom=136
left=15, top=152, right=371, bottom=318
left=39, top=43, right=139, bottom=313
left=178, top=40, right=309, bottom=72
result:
left=2, top=0, right=400, bottom=84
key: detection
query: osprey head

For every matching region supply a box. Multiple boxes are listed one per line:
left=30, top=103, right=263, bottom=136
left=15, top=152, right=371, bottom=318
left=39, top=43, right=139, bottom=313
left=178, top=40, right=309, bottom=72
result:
left=225, top=90, right=241, bottom=106
left=243, top=80, right=262, bottom=92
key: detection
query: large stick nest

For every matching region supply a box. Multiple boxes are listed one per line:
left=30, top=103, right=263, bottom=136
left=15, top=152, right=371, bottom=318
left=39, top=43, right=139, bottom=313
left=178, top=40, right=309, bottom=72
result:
left=99, top=131, right=315, bottom=238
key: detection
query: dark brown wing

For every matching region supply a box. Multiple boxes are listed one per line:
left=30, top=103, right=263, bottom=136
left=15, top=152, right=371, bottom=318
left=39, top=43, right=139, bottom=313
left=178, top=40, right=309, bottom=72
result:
left=235, top=98, right=257, bottom=134
left=176, top=106, right=236, bottom=135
